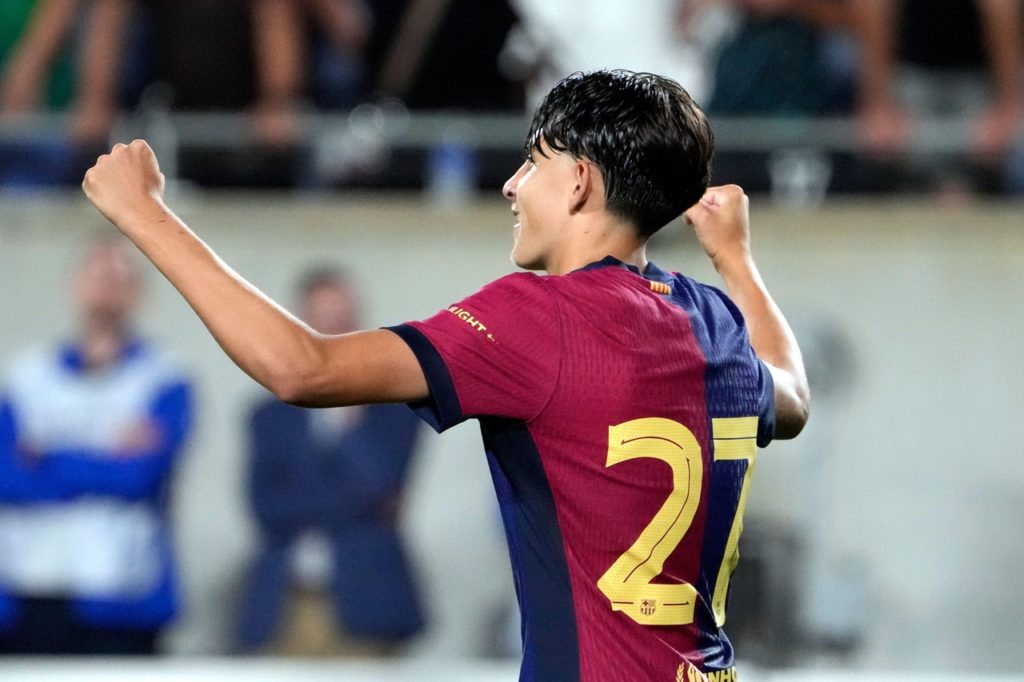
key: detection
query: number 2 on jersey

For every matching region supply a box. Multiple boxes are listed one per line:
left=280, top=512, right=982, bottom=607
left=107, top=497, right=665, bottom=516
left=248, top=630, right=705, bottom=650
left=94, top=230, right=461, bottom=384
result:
left=596, top=416, right=758, bottom=628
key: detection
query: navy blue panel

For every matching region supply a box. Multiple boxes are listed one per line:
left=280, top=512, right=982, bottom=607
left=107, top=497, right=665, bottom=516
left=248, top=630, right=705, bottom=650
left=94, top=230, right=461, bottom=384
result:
left=651, top=264, right=775, bottom=670
left=384, top=325, right=464, bottom=433
left=480, top=419, right=580, bottom=682
left=661, top=273, right=776, bottom=432
left=754, top=360, right=776, bottom=447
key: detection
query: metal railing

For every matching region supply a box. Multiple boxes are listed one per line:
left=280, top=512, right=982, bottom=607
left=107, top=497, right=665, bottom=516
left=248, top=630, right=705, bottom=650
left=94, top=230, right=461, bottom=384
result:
left=1, top=109, right=1015, bottom=153
left=3, top=110, right=1022, bottom=202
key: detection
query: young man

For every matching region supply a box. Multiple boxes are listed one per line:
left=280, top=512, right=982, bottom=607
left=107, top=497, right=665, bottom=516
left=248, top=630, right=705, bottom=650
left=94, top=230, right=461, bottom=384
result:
left=82, top=70, right=809, bottom=681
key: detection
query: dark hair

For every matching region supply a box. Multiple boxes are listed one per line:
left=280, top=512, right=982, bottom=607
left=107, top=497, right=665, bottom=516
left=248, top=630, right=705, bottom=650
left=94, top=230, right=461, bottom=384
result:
left=526, top=70, right=714, bottom=237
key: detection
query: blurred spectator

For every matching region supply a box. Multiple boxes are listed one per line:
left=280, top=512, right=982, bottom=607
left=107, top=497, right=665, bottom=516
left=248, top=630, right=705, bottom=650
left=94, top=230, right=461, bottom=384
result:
left=505, top=0, right=716, bottom=109
left=702, top=0, right=855, bottom=116
left=235, top=267, right=425, bottom=656
left=1, top=1, right=76, bottom=118
left=853, top=0, right=1024, bottom=193
left=122, top=0, right=371, bottom=145
left=129, top=0, right=373, bottom=186
left=0, top=237, right=193, bottom=655
left=1, top=0, right=129, bottom=145
left=0, top=0, right=131, bottom=187
left=2, top=1, right=375, bottom=187
left=304, top=0, right=374, bottom=111
left=370, top=0, right=522, bottom=110
left=693, top=0, right=858, bottom=198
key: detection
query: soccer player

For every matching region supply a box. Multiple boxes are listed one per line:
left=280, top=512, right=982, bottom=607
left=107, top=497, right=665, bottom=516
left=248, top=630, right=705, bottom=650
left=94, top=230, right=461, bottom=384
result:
left=82, top=70, right=809, bottom=681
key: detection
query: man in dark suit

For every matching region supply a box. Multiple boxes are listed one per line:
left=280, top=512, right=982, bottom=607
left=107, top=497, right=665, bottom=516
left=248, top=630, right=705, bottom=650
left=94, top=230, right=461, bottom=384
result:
left=236, top=267, right=425, bottom=655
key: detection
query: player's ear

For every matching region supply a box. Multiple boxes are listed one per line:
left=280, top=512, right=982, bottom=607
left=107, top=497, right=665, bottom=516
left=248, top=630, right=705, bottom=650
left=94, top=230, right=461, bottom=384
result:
left=568, top=159, right=594, bottom=214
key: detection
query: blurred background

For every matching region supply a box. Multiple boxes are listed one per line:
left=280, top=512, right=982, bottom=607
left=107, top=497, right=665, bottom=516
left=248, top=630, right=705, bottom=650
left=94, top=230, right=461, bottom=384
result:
left=1, top=0, right=1023, bottom=680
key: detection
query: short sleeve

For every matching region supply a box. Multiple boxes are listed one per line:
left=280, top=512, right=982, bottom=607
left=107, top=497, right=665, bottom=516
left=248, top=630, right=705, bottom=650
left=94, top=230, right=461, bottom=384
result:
left=755, top=359, right=776, bottom=448
left=386, top=273, right=561, bottom=432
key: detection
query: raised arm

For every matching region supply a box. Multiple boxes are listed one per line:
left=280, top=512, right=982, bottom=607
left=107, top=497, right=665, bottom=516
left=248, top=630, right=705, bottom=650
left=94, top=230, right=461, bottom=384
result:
left=82, top=140, right=428, bottom=407
left=684, top=185, right=810, bottom=439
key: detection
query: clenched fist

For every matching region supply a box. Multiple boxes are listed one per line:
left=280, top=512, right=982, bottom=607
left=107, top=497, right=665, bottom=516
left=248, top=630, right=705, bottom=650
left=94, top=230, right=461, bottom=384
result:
left=683, top=185, right=752, bottom=271
left=82, top=139, right=166, bottom=231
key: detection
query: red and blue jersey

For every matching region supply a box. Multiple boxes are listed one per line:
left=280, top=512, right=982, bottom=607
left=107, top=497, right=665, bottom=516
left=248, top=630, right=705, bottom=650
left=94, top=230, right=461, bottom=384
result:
left=390, top=256, right=775, bottom=682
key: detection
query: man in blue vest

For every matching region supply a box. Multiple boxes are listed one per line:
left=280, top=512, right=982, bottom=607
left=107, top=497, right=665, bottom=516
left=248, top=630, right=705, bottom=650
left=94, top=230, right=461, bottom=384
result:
left=0, top=237, right=193, bottom=655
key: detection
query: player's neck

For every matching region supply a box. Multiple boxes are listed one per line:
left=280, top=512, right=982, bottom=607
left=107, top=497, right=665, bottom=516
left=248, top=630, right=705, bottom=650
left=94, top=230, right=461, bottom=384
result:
left=545, top=217, right=648, bottom=275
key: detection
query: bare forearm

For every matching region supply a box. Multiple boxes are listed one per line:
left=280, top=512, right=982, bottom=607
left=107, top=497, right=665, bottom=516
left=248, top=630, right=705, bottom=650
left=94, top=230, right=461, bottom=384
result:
left=852, top=0, right=899, bottom=109
left=17, top=0, right=80, bottom=62
left=685, top=185, right=809, bottom=437
left=83, top=141, right=430, bottom=408
left=75, top=0, right=129, bottom=108
left=120, top=201, right=322, bottom=399
left=252, top=0, right=306, bottom=104
left=977, top=0, right=1023, bottom=108
left=1, top=0, right=81, bottom=92
left=715, top=254, right=810, bottom=438
left=310, top=0, right=372, bottom=50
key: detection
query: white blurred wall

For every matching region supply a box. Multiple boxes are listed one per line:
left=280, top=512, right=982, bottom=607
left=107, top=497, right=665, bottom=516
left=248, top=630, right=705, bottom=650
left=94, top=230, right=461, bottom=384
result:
left=1, top=192, right=1022, bottom=672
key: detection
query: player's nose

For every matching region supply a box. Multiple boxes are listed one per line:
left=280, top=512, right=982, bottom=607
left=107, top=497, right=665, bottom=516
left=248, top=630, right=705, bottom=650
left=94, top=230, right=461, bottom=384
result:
left=502, top=161, right=527, bottom=201
left=502, top=174, right=516, bottom=201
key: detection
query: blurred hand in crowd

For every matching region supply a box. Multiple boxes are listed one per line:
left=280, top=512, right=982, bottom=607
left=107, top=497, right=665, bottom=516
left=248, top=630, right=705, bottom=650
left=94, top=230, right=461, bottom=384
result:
left=0, top=56, right=44, bottom=113
left=971, top=97, right=1022, bottom=161
left=117, top=420, right=163, bottom=457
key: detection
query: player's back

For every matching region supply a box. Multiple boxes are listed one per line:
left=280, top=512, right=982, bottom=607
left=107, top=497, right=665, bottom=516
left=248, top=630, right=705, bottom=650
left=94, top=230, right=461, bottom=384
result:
left=394, top=257, right=774, bottom=682
left=496, top=259, right=774, bottom=681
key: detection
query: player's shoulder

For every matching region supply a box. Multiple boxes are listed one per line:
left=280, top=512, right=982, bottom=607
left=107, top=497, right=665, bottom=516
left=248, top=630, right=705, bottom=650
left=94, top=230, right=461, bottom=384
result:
left=477, top=271, right=552, bottom=298
left=430, top=271, right=562, bottom=351
left=665, top=268, right=716, bottom=296
left=458, top=271, right=558, bottom=323
left=668, top=271, right=746, bottom=327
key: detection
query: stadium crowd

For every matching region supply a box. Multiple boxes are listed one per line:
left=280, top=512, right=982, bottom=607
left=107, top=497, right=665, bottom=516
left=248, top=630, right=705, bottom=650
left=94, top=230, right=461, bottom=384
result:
left=0, top=0, right=1021, bottom=195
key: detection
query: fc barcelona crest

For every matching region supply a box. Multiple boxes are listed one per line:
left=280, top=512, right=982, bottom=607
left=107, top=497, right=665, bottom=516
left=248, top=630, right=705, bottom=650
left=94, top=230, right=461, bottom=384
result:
left=640, top=599, right=657, bottom=616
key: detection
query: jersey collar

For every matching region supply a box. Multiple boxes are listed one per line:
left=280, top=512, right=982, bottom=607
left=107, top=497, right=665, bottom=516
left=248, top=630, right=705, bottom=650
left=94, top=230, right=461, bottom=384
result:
left=575, top=255, right=671, bottom=281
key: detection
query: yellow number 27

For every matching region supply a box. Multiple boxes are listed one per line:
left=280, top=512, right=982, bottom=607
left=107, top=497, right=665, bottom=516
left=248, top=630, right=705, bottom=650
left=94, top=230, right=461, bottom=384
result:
left=596, top=416, right=758, bottom=628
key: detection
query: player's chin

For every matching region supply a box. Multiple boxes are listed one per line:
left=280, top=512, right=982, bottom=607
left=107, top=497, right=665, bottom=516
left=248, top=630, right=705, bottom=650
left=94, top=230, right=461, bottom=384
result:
left=512, top=251, right=544, bottom=270
left=510, top=247, right=544, bottom=271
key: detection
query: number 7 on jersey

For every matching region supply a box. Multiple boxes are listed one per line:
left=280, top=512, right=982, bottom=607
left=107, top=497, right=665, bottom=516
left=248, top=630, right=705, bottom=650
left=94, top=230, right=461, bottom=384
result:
left=597, top=416, right=758, bottom=627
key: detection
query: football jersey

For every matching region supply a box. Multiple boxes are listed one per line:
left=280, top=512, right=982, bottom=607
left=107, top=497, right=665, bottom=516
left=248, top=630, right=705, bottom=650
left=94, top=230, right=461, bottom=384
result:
left=389, top=256, right=775, bottom=682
